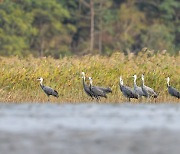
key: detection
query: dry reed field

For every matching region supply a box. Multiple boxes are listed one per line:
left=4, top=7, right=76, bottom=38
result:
left=0, top=51, right=179, bottom=103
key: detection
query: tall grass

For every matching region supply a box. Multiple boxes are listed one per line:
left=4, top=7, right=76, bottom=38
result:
left=0, top=52, right=179, bottom=103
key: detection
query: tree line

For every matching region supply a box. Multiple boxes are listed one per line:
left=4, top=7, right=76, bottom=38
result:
left=0, top=0, right=179, bottom=58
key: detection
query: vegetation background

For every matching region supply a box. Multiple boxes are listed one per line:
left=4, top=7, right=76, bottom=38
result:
left=0, top=0, right=179, bottom=102
left=0, top=53, right=179, bottom=103
left=0, top=0, right=179, bottom=57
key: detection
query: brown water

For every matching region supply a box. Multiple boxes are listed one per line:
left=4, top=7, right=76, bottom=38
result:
left=0, top=103, right=180, bottom=154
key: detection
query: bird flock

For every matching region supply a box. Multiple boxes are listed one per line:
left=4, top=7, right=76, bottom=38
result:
left=37, top=72, right=180, bottom=101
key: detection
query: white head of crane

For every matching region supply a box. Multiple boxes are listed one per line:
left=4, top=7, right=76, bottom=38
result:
left=81, top=72, right=85, bottom=79
left=133, top=74, right=138, bottom=86
left=88, top=77, right=93, bottom=85
left=37, top=77, right=43, bottom=85
left=133, top=74, right=137, bottom=81
left=133, top=74, right=137, bottom=79
left=119, top=76, right=124, bottom=85
left=141, top=74, right=145, bottom=85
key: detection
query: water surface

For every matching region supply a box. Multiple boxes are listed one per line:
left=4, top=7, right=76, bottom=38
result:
left=0, top=103, right=180, bottom=154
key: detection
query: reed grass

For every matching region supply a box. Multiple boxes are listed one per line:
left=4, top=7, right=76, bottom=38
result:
left=0, top=52, right=179, bottom=103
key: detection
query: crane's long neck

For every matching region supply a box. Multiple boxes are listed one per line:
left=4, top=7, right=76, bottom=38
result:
left=40, top=79, right=43, bottom=87
left=89, top=79, right=93, bottom=88
left=120, top=77, right=123, bottom=86
left=142, top=79, right=145, bottom=86
left=119, top=78, right=123, bottom=91
left=167, top=79, right=170, bottom=87
left=134, top=77, right=137, bottom=87
left=82, top=76, right=86, bottom=87
left=120, top=81, right=123, bottom=86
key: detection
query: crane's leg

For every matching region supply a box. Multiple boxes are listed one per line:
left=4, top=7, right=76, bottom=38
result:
left=91, top=97, right=94, bottom=101
left=96, top=97, right=101, bottom=102
left=138, top=96, right=142, bottom=103
left=154, top=97, right=157, bottom=103
left=88, top=97, right=94, bottom=102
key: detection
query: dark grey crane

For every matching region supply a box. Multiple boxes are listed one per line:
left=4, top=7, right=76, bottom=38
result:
left=133, top=74, right=146, bottom=98
left=93, top=79, right=112, bottom=94
left=89, top=77, right=112, bottom=94
left=167, top=77, right=180, bottom=99
left=88, top=77, right=109, bottom=100
left=98, top=86, right=112, bottom=94
left=141, top=74, right=158, bottom=98
left=119, top=76, right=138, bottom=101
left=37, top=77, right=59, bottom=101
left=81, top=72, right=94, bottom=99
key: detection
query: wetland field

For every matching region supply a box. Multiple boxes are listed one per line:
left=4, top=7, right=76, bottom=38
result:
left=0, top=52, right=179, bottom=103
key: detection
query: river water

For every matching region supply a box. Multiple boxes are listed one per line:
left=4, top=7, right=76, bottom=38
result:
left=0, top=103, right=180, bottom=154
